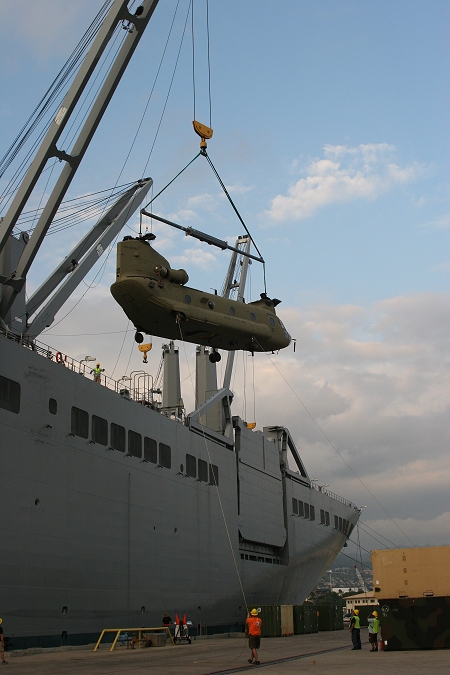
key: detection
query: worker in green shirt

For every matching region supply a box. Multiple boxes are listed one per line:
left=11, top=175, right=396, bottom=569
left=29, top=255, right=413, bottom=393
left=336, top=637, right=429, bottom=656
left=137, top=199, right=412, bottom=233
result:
left=350, top=609, right=361, bottom=649
left=368, top=610, right=380, bottom=651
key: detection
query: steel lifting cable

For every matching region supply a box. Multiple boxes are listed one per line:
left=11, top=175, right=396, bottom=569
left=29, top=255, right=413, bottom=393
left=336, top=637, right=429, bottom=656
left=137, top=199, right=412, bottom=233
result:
left=176, top=319, right=250, bottom=615
left=251, top=337, right=415, bottom=547
left=141, top=0, right=192, bottom=177
left=202, top=151, right=267, bottom=295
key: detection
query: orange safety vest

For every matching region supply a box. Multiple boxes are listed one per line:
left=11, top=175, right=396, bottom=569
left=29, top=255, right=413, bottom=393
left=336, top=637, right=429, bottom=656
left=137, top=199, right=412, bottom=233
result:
left=246, top=617, right=262, bottom=636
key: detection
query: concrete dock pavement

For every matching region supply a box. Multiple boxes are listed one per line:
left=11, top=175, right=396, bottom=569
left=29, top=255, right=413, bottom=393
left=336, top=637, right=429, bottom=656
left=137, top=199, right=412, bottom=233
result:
left=4, top=630, right=449, bottom=674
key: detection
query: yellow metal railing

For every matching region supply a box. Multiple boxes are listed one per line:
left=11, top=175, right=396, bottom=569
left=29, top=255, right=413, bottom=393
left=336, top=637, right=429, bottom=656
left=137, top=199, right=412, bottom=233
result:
left=94, top=626, right=175, bottom=652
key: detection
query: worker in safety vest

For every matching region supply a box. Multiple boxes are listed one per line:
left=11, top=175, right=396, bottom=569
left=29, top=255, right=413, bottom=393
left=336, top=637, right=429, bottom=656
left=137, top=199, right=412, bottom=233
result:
left=246, top=608, right=262, bottom=665
left=350, top=608, right=361, bottom=649
left=368, top=610, right=379, bottom=651
left=91, top=363, right=104, bottom=383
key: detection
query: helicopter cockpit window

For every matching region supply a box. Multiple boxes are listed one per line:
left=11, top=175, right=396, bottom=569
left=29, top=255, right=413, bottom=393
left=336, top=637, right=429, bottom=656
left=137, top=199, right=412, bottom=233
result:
left=208, top=300, right=215, bottom=309
left=269, top=317, right=275, bottom=327
left=185, top=294, right=192, bottom=304
left=229, top=307, right=236, bottom=316
left=249, top=312, right=256, bottom=321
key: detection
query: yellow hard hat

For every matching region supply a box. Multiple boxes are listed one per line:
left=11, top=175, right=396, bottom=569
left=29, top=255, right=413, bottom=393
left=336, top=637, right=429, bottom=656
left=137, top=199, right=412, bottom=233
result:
left=372, top=611, right=378, bottom=617
left=0, top=618, right=2, bottom=624
left=250, top=608, right=258, bottom=616
left=353, top=609, right=359, bottom=615
left=96, top=363, right=100, bottom=366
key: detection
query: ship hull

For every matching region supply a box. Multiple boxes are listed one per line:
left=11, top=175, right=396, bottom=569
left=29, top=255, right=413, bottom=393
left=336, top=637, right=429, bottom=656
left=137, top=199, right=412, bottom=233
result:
left=0, top=335, right=358, bottom=645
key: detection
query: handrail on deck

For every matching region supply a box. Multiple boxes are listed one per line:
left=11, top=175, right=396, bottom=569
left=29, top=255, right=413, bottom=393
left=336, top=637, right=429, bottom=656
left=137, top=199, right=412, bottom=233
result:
left=94, top=626, right=175, bottom=651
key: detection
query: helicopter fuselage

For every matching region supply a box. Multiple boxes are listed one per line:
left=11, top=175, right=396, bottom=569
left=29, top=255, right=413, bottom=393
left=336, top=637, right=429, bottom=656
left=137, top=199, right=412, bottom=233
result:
left=111, top=238, right=291, bottom=353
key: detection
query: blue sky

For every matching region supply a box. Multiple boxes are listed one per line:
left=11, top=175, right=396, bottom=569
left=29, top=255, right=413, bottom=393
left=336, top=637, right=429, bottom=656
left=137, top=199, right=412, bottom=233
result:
left=1, top=0, right=449, bottom=557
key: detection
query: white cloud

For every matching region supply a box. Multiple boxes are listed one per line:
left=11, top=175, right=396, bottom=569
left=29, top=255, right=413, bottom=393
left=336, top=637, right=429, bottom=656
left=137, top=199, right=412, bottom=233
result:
left=171, top=246, right=217, bottom=272
left=224, top=183, right=254, bottom=195
left=421, top=213, right=450, bottom=229
left=266, top=143, right=423, bottom=222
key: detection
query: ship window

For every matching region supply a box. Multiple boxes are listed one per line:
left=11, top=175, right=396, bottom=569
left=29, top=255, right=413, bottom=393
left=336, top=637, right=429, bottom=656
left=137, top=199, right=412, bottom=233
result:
left=71, top=407, right=88, bottom=438
left=198, top=459, right=208, bottom=482
left=304, top=503, right=310, bottom=519
left=0, top=375, right=21, bottom=414
left=339, top=516, right=343, bottom=531
left=292, top=498, right=298, bottom=515
left=334, top=515, right=339, bottom=529
left=266, top=558, right=273, bottom=564
left=320, top=508, right=325, bottom=524
left=144, top=437, right=157, bottom=463
left=159, top=443, right=171, bottom=469
left=209, top=463, right=219, bottom=486
left=128, top=430, right=142, bottom=458
left=310, top=505, right=315, bottom=521
left=269, top=317, right=275, bottom=327
left=49, top=398, right=57, bottom=415
left=185, top=294, right=192, bottom=304
left=298, top=500, right=304, bottom=517
left=186, top=454, right=196, bottom=478
left=325, top=511, right=330, bottom=526
left=92, top=415, right=108, bottom=445
left=229, top=306, right=236, bottom=316
left=249, top=312, right=256, bottom=321
left=111, top=423, right=125, bottom=452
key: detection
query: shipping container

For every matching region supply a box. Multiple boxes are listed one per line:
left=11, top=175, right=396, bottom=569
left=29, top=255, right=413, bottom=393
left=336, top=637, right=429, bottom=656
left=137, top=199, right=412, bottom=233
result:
left=258, top=605, right=281, bottom=637
left=280, top=605, right=294, bottom=636
left=317, top=604, right=344, bottom=631
left=380, top=596, right=450, bottom=650
left=372, top=546, right=450, bottom=599
left=293, top=604, right=318, bottom=634
left=254, top=605, right=294, bottom=637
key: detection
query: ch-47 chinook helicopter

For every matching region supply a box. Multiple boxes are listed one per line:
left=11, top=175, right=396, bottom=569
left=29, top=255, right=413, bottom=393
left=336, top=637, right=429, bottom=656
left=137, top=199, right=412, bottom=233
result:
left=111, top=122, right=292, bottom=361
left=110, top=229, right=291, bottom=362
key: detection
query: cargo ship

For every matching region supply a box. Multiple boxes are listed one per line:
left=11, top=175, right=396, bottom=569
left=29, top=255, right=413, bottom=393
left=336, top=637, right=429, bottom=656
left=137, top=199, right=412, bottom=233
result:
left=0, top=0, right=360, bottom=648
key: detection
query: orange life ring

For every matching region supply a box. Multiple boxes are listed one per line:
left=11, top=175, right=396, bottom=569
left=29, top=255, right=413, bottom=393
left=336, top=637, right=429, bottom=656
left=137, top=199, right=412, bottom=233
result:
left=56, top=351, right=64, bottom=363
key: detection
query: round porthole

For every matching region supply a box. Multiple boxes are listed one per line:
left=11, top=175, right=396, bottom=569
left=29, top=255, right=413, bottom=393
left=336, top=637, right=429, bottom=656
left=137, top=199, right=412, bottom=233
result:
left=269, top=317, right=275, bottom=327
left=185, top=294, right=192, bottom=304
left=250, top=312, right=256, bottom=321
left=208, top=300, right=215, bottom=310
left=229, top=307, right=236, bottom=316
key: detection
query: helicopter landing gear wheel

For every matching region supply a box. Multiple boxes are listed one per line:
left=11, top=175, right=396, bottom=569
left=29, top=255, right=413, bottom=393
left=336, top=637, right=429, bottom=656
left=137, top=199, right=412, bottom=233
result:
left=209, top=349, right=221, bottom=363
left=134, top=331, right=144, bottom=344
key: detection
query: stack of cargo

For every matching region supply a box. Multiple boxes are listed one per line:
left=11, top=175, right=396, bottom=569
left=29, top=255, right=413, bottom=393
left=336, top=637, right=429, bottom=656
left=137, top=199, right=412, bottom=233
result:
left=316, top=604, right=344, bottom=631
left=258, top=606, right=294, bottom=637
left=293, top=604, right=319, bottom=635
left=372, top=545, right=450, bottom=650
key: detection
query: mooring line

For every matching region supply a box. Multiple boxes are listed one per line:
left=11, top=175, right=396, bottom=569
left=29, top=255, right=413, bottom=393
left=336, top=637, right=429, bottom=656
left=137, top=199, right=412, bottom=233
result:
left=201, top=644, right=349, bottom=675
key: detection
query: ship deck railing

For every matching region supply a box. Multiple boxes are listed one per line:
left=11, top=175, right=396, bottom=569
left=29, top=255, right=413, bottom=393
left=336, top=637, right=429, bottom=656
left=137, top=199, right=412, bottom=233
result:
left=311, top=483, right=359, bottom=510
left=1, top=326, right=159, bottom=408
